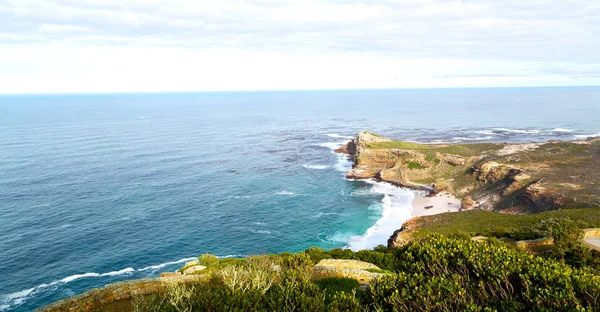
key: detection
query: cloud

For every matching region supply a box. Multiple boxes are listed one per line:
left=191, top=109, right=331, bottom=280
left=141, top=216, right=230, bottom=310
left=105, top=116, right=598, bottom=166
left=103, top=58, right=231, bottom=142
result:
left=0, top=0, right=599, bottom=93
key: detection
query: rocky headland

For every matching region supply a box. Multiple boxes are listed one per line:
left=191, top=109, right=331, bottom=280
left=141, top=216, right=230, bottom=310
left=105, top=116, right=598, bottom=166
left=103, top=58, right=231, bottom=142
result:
left=335, top=131, right=600, bottom=247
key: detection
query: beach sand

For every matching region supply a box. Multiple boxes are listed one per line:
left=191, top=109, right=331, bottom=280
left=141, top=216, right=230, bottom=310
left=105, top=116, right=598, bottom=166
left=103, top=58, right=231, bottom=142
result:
left=411, top=192, right=461, bottom=217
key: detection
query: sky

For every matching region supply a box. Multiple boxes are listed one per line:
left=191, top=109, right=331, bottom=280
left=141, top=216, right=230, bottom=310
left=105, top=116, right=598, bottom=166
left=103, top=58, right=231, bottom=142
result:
left=1, top=0, right=599, bottom=94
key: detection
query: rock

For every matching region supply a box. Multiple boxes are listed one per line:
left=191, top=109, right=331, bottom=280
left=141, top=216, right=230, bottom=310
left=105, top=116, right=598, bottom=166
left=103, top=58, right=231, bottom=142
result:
left=438, top=153, right=466, bottom=166
left=461, top=196, right=475, bottom=209
left=471, top=236, right=488, bottom=242
left=520, top=183, right=564, bottom=212
left=312, top=259, right=383, bottom=285
left=583, top=228, right=600, bottom=238
left=513, top=237, right=554, bottom=249
left=477, top=193, right=501, bottom=211
left=387, top=219, right=417, bottom=248
left=432, top=178, right=451, bottom=193
left=354, top=131, right=392, bottom=148
left=184, top=260, right=200, bottom=268
left=183, top=265, right=207, bottom=275
left=334, top=140, right=356, bottom=155
left=473, top=162, right=521, bottom=184
left=159, top=272, right=180, bottom=277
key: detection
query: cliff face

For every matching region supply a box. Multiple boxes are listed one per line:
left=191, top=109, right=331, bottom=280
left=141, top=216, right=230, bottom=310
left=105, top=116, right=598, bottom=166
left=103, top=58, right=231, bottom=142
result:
left=338, top=131, right=600, bottom=215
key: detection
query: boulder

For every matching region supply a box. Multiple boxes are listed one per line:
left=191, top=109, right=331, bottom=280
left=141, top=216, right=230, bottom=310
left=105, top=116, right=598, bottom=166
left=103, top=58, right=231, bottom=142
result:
left=312, top=259, right=383, bottom=285
left=461, top=196, right=476, bottom=209
left=183, top=265, right=207, bottom=275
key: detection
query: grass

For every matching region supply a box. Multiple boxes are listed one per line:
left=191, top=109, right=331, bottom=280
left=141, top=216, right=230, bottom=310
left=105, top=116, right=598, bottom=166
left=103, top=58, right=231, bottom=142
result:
left=406, top=161, right=427, bottom=169
left=367, top=141, right=430, bottom=150
left=409, top=208, right=600, bottom=240
left=314, top=277, right=360, bottom=293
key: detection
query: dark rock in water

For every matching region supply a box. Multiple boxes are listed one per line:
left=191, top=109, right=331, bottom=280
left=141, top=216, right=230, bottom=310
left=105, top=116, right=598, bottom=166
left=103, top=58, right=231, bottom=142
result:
left=425, top=205, right=434, bottom=209
left=334, top=139, right=357, bottom=155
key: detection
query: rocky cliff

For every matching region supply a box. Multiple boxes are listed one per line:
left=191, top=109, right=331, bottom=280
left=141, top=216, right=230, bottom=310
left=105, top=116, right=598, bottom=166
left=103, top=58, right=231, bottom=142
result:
left=338, top=131, right=600, bottom=214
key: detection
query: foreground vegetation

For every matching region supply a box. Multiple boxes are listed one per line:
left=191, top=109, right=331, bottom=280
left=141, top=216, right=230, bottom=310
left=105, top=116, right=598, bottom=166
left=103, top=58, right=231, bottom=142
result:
left=132, top=232, right=600, bottom=311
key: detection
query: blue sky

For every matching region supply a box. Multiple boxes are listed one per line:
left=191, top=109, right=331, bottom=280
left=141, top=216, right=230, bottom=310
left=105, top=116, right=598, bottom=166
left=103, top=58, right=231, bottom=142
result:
left=1, top=0, right=599, bottom=93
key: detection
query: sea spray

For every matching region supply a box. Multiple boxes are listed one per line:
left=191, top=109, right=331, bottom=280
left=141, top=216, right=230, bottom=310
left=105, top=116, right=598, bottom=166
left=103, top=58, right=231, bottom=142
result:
left=346, top=180, right=416, bottom=251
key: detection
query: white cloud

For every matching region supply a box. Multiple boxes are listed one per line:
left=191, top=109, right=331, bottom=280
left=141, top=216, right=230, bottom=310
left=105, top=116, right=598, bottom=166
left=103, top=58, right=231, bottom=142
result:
left=0, top=0, right=599, bottom=93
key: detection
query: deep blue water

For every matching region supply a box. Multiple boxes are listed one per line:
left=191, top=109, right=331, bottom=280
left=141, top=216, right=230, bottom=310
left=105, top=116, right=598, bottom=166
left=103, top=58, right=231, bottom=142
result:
left=1, top=87, right=599, bottom=311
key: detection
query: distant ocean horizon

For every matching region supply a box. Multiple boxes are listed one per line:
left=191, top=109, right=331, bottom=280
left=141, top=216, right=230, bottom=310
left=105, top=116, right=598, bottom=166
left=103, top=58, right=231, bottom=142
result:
left=1, top=87, right=599, bottom=311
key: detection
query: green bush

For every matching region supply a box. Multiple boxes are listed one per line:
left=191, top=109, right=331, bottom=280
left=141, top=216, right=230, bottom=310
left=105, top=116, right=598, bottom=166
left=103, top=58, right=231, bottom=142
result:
left=314, top=277, right=359, bottom=294
left=135, top=235, right=600, bottom=311
left=197, top=254, right=219, bottom=268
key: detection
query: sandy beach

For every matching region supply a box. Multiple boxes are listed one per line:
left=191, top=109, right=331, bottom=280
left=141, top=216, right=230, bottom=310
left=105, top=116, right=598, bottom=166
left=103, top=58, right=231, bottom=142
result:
left=411, top=192, right=461, bottom=217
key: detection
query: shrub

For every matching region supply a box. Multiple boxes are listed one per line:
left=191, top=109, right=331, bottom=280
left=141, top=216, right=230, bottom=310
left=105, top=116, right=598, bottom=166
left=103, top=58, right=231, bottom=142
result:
left=197, top=254, right=219, bottom=268
left=314, top=277, right=359, bottom=294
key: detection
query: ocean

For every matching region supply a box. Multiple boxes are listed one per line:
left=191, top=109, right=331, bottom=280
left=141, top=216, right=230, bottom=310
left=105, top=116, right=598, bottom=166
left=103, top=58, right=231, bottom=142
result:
left=1, top=87, right=599, bottom=311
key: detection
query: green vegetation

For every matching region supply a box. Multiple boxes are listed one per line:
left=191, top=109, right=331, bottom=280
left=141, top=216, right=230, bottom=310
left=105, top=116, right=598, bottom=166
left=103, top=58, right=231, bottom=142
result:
left=131, top=235, right=600, bottom=311
left=197, top=254, right=219, bottom=268
left=366, top=141, right=504, bottom=159
left=367, top=141, right=430, bottom=150
left=314, top=277, right=360, bottom=294
left=406, top=161, right=427, bottom=169
left=407, top=208, right=600, bottom=241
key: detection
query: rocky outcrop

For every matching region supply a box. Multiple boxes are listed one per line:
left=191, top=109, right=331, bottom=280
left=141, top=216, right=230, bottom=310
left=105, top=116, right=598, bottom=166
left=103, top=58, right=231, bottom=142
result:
left=334, top=140, right=356, bottom=155
left=520, top=183, right=565, bottom=212
left=387, top=219, right=420, bottom=248
left=473, top=162, right=522, bottom=184
left=438, top=153, right=466, bottom=166
left=461, top=196, right=476, bottom=210
left=312, top=259, right=384, bottom=285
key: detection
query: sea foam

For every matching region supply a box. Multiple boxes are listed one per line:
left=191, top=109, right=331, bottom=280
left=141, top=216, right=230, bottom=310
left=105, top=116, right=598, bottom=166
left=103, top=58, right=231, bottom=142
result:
left=346, top=180, right=415, bottom=251
left=326, top=133, right=355, bottom=139
left=302, top=164, right=330, bottom=170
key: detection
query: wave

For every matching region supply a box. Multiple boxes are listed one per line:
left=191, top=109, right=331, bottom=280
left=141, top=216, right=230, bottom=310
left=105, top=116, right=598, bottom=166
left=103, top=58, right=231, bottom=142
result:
left=472, top=130, right=497, bottom=135
left=493, top=128, right=541, bottom=134
left=326, top=133, right=354, bottom=139
left=552, top=128, right=575, bottom=132
left=0, top=255, right=240, bottom=311
left=302, top=164, right=330, bottom=170
left=452, top=136, right=494, bottom=141
left=574, top=132, right=600, bottom=139
left=315, top=212, right=348, bottom=218
left=138, top=257, right=198, bottom=272
left=276, top=190, right=295, bottom=196
left=345, top=180, right=415, bottom=251
left=249, top=228, right=273, bottom=235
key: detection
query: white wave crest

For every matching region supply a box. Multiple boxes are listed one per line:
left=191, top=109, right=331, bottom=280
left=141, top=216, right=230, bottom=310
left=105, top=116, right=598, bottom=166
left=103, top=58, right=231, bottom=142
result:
left=60, top=268, right=135, bottom=283
left=276, top=190, right=295, bottom=196
left=302, top=164, right=330, bottom=170
left=326, top=133, right=354, bottom=139
left=493, top=128, right=541, bottom=134
left=472, top=130, right=496, bottom=135
left=346, top=180, right=415, bottom=251
left=315, top=212, right=347, bottom=218
left=552, top=128, right=575, bottom=132
left=139, top=257, right=197, bottom=272
left=574, top=132, right=600, bottom=139
left=452, top=136, right=494, bottom=141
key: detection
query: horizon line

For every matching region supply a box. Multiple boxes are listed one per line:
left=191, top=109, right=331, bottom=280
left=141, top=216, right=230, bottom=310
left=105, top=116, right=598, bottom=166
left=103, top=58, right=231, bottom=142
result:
left=1, top=84, right=599, bottom=97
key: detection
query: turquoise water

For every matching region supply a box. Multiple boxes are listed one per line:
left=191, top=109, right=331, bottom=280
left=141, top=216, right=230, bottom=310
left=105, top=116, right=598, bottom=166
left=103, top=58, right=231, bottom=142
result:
left=1, top=87, right=599, bottom=311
